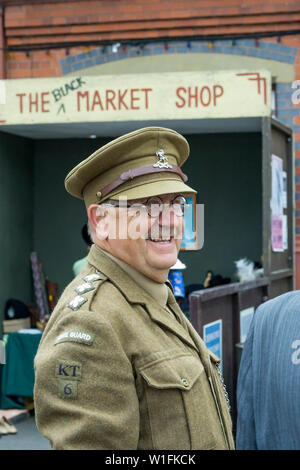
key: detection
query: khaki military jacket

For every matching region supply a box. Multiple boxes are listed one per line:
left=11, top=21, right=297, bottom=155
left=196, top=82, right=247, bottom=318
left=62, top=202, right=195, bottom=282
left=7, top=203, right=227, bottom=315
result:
left=34, top=245, right=235, bottom=450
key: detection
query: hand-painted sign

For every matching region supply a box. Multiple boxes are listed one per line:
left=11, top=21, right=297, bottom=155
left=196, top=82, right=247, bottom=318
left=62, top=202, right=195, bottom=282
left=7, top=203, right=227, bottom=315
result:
left=0, top=70, right=271, bottom=126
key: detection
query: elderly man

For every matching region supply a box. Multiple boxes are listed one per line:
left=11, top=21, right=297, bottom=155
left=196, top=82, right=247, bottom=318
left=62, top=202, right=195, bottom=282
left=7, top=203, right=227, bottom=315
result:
left=34, top=127, right=234, bottom=450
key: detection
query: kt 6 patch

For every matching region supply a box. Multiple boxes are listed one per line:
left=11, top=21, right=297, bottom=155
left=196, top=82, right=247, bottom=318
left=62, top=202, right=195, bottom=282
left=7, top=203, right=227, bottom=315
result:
left=55, top=360, right=82, bottom=399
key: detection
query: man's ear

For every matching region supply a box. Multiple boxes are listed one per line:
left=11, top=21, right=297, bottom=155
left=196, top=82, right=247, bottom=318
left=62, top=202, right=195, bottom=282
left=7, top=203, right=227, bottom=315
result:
left=87, top=204, right=103, bottom=231
left=87, top=204, right=109, bottom=240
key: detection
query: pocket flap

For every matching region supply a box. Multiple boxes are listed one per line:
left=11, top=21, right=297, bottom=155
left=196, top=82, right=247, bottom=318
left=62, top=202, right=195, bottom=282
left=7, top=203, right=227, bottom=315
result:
left=139, top=353, right=204, bottom=391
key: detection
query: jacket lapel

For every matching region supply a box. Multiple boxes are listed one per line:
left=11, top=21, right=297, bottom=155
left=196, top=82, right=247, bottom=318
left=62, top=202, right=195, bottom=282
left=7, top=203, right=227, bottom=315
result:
left=87, top=245, right=199, bottom=352
left=166, top=287, right=215, bottom=371
left=144, top=300, right=200, bottom=352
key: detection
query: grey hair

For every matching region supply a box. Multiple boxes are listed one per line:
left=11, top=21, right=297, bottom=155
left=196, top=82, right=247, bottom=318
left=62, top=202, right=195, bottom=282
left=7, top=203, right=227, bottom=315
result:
left=87, top=219, right=95, bottom=242
left=87, top=200, right=115, bottom=242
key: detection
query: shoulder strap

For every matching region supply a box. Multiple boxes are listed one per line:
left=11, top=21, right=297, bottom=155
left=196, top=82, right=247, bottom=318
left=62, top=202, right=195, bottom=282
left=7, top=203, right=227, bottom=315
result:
left=66, top=270, right=107, bottom=312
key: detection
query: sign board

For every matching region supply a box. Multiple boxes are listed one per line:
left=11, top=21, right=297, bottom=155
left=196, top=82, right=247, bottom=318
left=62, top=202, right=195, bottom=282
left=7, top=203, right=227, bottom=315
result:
left=203, top=319, right=222, bottom=372
left=0, top=70, right=271, bottom=126
left=240, top=306, right=255, bottom=343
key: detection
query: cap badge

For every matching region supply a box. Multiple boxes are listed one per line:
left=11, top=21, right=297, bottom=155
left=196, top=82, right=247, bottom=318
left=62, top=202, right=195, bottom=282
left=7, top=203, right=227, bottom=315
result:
left=153, top=149, right=172, bottom=169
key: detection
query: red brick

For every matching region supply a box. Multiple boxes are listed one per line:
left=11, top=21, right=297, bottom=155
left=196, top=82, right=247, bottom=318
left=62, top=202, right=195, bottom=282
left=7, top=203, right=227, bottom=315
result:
left=119, top=4, right=143, bottom=13
left=3, top=0, right=300, bottom=80
left=7, top=61, right=18, bottom=69
left=8, top=69, right=32, bottom=78
left=17, top=60, right=31, bottom=69
left=31, top=68, right=56, bottom=78
left=135, top=0, right=160, bottom=3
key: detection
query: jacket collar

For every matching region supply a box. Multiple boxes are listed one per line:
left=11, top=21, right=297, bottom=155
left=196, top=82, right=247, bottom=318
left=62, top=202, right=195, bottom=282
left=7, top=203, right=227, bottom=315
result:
left=100, top=247, right=169, bottom=309
left=87, top=244, right=199, bottom=352
left=87, top=244, right=156, bottom=304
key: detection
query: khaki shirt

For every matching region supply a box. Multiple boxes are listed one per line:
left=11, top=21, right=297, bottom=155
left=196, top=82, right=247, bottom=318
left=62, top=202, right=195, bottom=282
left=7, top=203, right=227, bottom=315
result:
left=102, top=248, right=170, bottom=309
left=34, top=245, right=235, bottom=450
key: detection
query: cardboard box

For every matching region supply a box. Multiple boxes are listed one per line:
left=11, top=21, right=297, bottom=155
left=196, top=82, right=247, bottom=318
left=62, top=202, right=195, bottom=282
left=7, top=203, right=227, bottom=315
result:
left=3, top=317, right=31, bottom=333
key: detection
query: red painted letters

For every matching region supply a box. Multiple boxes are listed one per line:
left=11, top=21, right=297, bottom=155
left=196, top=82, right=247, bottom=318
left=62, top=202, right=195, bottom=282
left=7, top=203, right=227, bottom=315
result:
left=15, top=84, right=225, bottom=115
left=77, top=88, right=153, bottom=112
left=16, top=91, right=51, bottom=113
left=175, top=85, right=224, bottom=108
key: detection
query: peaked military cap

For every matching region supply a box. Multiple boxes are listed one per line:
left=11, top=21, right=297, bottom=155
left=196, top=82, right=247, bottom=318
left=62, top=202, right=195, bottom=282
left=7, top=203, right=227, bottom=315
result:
left=65, top=126, right=196, bottom=207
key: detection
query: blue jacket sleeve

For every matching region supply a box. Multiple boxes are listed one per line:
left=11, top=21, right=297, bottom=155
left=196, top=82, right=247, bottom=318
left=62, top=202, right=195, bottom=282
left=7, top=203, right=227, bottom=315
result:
left=236, top=317, right=257, bottom=449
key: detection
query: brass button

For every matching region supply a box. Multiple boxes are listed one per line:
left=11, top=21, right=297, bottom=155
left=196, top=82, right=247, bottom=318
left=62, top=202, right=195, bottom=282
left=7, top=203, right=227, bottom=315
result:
left=96, top=191, right=102, bottom=199
left=181, top=378, right=189, bottom=387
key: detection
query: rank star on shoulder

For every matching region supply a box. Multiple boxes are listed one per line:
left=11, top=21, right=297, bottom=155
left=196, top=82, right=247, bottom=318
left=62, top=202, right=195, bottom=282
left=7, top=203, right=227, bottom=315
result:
left=105, top=455, right=139, bottom=467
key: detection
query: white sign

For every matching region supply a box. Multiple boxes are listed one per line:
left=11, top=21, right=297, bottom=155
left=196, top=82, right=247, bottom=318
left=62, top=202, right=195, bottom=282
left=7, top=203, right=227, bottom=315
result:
left=0, top=70, right=271, bottom=126
left=240, top=307, right=255, bottom=343
left=271, top=154, right=284, bottom=217
left=0, top=80, right=6, bottom=105
left=282, top=171, right=287, bottom=209
left=282, top=214, right=288, bottom=250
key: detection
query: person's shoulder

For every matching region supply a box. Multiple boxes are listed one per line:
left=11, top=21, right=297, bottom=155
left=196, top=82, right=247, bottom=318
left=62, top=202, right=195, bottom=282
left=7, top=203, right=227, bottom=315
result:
left=258, top=290, right=300, bottom=311
left=254, top=290, right=300, bottom=325
left=56, top=266, right=106, bottom=311
left=38, top=267, right=132, bottom=353
left=47, top=264, right=133, bottom=331
left=91, top=277, right=134, bottom=318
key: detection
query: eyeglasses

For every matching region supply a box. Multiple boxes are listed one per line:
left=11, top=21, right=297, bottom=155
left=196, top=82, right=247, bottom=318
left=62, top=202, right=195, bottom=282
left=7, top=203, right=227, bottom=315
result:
left=102, top=195, right=188, bottom=218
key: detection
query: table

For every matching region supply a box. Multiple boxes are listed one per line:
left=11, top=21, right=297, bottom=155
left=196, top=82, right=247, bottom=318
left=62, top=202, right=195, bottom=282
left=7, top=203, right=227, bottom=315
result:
left=0, top=331, right=42, bottom=409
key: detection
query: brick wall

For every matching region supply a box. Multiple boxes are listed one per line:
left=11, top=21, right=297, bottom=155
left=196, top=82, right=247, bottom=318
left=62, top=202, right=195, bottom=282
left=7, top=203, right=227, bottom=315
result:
left=4, top=0, right=300, bottom=48
left=3, top=1, right=300, bottom=74
left=4, top=0, right=300, bottom=77
left=3, top=1, right=300, bottom=79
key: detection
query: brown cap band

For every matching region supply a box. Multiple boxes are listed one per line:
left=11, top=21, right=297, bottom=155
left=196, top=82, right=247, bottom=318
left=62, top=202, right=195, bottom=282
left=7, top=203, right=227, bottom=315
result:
left=98, top=164, right=188, bottom=200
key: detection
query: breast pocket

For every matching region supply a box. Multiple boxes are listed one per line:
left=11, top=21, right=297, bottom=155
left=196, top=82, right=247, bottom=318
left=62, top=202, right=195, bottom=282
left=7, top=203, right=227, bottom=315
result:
left=138, top=352, right=204, bottom=450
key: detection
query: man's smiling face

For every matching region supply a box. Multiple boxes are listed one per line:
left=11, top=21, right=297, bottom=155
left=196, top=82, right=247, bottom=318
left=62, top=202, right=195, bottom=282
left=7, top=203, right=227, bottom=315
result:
left=89, top=193, right=185, bottom=283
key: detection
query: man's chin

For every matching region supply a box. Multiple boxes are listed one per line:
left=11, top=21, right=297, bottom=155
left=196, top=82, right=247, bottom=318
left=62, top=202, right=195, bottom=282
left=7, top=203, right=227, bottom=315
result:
left=147, top=253, right=178, bottom=271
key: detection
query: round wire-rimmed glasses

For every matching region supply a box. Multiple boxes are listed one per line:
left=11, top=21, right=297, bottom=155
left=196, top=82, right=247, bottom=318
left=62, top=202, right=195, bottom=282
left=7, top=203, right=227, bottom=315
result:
left=102, top=195, right=188, bottom=218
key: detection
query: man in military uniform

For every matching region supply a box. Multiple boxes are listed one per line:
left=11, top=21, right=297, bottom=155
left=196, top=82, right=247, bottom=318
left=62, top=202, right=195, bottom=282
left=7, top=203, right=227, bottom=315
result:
left=34, top=127, right=234, bottom=450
